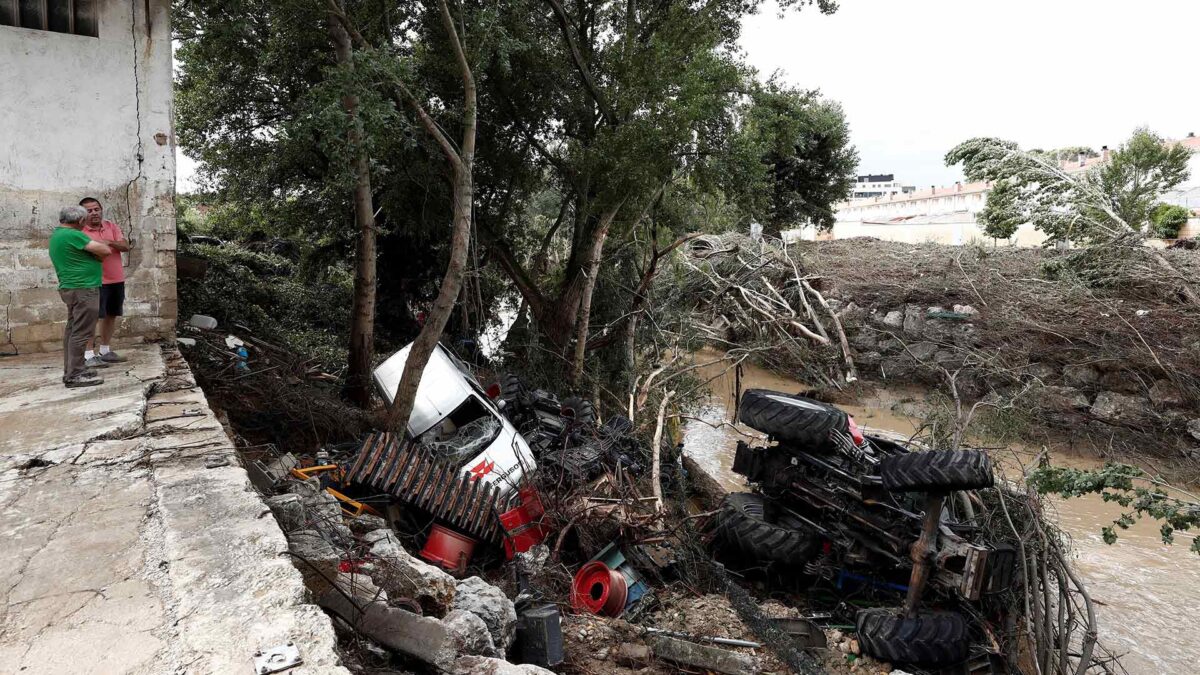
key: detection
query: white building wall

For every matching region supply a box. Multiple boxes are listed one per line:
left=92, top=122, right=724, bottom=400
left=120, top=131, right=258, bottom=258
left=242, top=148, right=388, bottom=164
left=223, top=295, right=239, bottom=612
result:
left=0, top=0, right=176, bottom=354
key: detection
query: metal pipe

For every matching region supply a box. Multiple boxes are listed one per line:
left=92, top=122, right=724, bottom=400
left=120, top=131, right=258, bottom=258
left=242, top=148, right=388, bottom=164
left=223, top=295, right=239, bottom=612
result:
left=902, top=492, right=945, bottom=618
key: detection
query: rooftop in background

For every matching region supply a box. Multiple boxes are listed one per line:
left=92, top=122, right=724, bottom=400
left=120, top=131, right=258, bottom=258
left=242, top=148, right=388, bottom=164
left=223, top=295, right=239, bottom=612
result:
left=843, top=134, right=1200, bottom=209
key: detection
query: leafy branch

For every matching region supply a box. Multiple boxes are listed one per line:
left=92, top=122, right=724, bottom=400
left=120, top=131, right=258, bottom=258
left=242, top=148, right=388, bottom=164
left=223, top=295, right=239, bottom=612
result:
left=1027, top=462, right=1200, bottom=554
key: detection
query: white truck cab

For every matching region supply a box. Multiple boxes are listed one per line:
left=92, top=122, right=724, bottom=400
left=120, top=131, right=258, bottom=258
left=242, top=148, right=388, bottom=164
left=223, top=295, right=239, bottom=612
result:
left=372, top=343, right=535, bottom=498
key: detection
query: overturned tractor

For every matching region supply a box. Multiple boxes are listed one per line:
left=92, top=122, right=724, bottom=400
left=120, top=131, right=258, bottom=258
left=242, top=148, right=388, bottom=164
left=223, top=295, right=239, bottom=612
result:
left=713, top=389, right=1016, bottom=670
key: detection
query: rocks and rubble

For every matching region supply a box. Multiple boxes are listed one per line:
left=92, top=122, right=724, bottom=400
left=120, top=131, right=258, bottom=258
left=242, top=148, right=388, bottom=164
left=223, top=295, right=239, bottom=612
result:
left=453, top=576, right=518, bottom=652
left=366, top=529, right=458, bottom=615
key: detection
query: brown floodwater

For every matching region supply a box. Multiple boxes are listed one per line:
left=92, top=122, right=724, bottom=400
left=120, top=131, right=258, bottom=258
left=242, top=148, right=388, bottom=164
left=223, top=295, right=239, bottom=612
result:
left=681, top=350, right=1199, bottom=675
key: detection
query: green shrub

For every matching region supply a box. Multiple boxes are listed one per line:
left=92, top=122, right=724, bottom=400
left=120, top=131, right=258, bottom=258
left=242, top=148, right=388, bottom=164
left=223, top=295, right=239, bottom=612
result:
left=1150, top=203, right=1191, bottom=239
left=178, top=242, right=352, bottom=369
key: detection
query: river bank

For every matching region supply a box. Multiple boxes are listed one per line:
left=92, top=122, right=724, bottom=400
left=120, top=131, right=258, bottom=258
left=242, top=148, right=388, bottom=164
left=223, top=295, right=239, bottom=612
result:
left=669, top=236, right=1200, bottom=485
left=682, top=350, right=1199, bottom=675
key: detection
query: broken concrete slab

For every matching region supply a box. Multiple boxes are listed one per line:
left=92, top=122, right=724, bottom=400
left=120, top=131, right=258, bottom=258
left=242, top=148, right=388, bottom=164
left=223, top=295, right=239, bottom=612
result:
left=288, top=529, right=344, bottom=594
left=444, top=608, right=501, bottom=658
left=452, top=656, right=556, bottom=674
left=318, top=586, right=453, bottom=669
left=0, top=345, right=349, bottom=674
left=646, top=634, right=760, bottom=675
left=290, top=477, right=353, bottom=545
left=368, top=529, right=457, bottom=614
left=267, top=492, right=308, bottom=532
left=453, top=576, right=518, bottom=652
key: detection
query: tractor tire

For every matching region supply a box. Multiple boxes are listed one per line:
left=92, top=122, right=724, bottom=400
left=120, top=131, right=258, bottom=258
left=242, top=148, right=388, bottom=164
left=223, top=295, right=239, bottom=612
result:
left=713, top=492, right=817, bottom=567
left=737, top=389, right=848, bottom=448
left=560, top=396, right=597, bottom=427
left=498, top=373, right=526, bottom=418
left=880, top=450, right=994, bottom=493
left=499, top=373, right=525, bottom=404
left=855, top=608, right=970, bottom=666
left=601, top=414, right=634, bottom=437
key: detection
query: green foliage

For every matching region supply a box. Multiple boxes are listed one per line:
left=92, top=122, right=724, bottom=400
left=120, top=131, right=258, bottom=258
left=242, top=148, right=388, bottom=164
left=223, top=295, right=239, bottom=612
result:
left=1027, top=462, right=1200, bottom=554
left=178, top=242, right=353, bottom=369
left=1150, top=203, right=1192, bottom=239
left=946, top=128, right=1191, bottom=244
left=176, top=0, right=857, bottom=386
left=728, top=80, right=857, bottom=233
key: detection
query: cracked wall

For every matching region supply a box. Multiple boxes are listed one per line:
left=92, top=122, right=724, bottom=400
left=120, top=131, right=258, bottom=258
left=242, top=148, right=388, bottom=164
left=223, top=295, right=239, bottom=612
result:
left=0, top=0, right=177, bottom=355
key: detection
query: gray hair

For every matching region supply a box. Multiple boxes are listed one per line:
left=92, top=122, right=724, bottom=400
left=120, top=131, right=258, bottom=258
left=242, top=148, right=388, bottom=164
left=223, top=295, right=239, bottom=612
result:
left=59, top=205, right=87, bottom=224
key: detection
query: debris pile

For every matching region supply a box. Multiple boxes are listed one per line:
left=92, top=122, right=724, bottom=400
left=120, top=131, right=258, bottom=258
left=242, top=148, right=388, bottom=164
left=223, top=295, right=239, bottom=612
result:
left=181, top=314, right=1124, bottom=674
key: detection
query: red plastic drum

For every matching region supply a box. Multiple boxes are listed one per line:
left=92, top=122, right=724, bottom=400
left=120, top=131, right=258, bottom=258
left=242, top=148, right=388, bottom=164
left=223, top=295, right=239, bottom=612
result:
left=420, top=524, right=477, bottom=573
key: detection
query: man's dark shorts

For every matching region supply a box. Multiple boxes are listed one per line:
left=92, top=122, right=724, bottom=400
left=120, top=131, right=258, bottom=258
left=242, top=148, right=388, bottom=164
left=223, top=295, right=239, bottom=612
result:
left=99, top=282, right=125, bottom=318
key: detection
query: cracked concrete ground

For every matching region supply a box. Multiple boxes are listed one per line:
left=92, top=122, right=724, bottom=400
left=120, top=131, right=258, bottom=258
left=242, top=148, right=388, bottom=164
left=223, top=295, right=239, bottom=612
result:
left=0, top=344, right=348, bottom=674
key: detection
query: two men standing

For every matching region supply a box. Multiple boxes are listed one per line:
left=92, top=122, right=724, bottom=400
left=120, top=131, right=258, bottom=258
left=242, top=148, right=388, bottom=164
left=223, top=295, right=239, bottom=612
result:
left=47, top=198, right=130, bottom=388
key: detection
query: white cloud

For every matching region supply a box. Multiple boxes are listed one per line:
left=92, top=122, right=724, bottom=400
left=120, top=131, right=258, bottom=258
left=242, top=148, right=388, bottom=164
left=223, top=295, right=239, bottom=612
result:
left=740, top=0, right=1200, bottom=187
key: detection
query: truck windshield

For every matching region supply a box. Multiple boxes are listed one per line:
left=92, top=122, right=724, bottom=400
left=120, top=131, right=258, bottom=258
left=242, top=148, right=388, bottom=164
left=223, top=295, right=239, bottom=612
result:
left=417, top=395, right=503, bottom=462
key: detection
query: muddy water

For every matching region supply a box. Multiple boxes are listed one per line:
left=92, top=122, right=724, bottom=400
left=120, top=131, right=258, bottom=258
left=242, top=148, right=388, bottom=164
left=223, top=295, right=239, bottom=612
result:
left=681, top=351, right=1199, bottom=675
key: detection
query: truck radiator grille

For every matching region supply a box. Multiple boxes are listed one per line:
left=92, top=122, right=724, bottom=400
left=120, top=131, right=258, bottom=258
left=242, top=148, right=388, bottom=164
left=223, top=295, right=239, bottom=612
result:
left=345, top=432, right=517, bottom=542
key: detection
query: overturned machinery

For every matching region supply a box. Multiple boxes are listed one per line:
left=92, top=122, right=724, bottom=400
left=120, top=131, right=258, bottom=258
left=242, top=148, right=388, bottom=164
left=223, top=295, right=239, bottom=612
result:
left=713, top=389, right=1017, bottom=669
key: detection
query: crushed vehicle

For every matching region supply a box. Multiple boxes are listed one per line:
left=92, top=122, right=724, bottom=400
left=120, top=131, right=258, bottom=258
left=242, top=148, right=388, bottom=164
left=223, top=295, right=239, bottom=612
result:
left=344, top=343, right=624, bottom=571
left=341, top=343, right=547, bottom=570
left=714, top=389, right=1015, bottom=669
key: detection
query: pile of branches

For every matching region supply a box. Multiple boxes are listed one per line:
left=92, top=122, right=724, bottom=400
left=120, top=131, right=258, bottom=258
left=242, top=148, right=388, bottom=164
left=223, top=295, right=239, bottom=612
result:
left=811, top=237, right=1200, bottom=398
left=976, top=461, right=1130, bottom=675
left=668, top=233, right=859, bottom=388
left=181, top=324, right=373, bottom=451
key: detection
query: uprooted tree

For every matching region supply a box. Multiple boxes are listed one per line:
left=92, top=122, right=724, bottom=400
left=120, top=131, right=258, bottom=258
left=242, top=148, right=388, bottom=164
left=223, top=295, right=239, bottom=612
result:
left=947, top=127, right=1200, bottom=307
left=946, top=127, right=1191, bottom=244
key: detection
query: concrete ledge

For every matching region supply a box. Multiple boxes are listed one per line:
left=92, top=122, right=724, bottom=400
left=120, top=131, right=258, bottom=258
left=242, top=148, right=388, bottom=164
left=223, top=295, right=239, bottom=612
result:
left=0, top=344, right=348, bottom=674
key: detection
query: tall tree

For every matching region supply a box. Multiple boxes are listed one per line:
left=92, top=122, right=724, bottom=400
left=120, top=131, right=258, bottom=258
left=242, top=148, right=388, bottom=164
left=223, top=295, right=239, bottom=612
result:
left=380, top=0, right=478, bottom=432
left=322, top=0, right=479, bottom=431
left=736, top=81, right=857, bottom=236
left=326, top=3, right=379, bottom=407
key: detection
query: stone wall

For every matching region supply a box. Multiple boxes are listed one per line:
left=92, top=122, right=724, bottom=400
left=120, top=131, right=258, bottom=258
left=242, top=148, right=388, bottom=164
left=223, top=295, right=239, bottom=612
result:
left=0, top=0, right=176, bottom=355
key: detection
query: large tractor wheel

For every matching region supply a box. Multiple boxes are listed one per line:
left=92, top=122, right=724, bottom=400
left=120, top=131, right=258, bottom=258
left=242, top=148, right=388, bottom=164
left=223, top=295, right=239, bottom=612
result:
left=737, top=389, right=849, bottom=449
left=499, top=373, right=526, bottom=407
left=559, top=396, right=597, bottom=427
left=713, top=492, right=817, bottom=567
left=855, top=608, right=970, bottom=666
left=880, top=450, right=994, bottom=493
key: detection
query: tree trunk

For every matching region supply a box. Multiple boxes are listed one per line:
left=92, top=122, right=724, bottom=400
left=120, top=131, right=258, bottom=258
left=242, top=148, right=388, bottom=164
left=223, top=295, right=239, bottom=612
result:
left=569, top=203, right=621, bottom=385
left=327, top=12, right=378, bottom=408
left=385, top=0, right=476, bottom=433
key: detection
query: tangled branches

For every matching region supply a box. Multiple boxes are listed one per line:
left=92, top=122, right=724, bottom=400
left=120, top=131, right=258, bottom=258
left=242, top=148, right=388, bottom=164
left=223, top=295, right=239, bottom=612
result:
left=182, top=326, right=373, bottom=451
left=666, top=233, right=857, bottom=387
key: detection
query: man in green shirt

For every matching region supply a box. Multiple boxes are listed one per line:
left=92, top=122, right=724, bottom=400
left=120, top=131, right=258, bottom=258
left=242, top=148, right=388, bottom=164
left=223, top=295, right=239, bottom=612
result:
left=48, top=205, right=112, bottom=387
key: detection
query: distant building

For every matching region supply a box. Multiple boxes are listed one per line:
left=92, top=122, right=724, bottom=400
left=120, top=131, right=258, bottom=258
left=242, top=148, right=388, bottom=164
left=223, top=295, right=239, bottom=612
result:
left=1, top=1, right=177, bottom=354
left=851, top=174, right=915, bottom=199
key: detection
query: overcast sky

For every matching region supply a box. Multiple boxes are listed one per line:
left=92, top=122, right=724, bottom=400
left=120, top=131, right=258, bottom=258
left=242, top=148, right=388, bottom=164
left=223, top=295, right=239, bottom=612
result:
left=178, top=0, right=1200, bottom=193
left=739, top=0, right=1200, bottom=188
